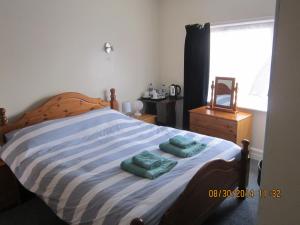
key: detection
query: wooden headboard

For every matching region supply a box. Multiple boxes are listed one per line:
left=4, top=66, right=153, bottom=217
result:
left=0, top=88, right=119, bottom=143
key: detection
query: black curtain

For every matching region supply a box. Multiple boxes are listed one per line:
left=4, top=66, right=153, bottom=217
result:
left=183, top=23, right=210, bottom=130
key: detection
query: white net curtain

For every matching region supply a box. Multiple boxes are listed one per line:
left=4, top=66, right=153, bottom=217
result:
left=209, top=21, right=274, bottom=111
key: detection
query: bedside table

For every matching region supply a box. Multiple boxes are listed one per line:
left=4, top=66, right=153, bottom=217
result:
left=0, top=159, right=20, bottom=211
left=189, top=106, right=252, bottom=145
left=133, top=114, right=156, bottom=124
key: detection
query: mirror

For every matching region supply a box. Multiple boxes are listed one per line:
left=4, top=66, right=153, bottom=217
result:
left=215, top=77, right=235, bottom=108
left=208, top=77, right=238, bottom=113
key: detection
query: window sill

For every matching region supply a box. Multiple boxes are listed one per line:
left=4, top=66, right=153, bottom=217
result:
left=237, top=96, right=268, bottom=112
left=237, top=104, right=267, bottom=113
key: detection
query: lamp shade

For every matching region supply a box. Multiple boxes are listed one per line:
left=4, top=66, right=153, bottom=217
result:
left=122, top=101, right=132, bottom=114
left=133, top=100, right=143, bottom=116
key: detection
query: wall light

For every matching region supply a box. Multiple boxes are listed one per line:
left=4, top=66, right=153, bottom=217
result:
left=104, top=42, right=114, bottom=54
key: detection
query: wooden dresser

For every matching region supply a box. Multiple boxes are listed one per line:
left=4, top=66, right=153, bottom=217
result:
left=189, top=106, right=252, bottom=145
left=0, top=159, right=20, bottom=211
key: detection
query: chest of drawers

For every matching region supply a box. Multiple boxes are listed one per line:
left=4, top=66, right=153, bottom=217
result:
left=189, top=106, right=252, bottom=145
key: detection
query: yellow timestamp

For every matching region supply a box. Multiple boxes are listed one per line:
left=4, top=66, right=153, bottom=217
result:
left=208, top=189, right=282, bottom=199
left=208, top=189, right=255, bottom=198
left=259, top=189, right=281, bottom=198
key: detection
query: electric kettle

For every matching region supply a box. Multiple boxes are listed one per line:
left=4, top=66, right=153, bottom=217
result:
left=169, top=84, right=181, bottom=97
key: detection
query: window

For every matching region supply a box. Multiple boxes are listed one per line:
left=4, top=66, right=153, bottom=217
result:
left=209, top=20, right=274, bottom=111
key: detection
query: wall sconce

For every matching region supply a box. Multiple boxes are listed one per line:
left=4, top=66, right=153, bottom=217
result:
left=104, top=42, right=114, bottom=54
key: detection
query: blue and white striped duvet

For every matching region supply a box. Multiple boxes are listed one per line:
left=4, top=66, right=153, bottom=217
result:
left=0, top=108, right=241, bottom=225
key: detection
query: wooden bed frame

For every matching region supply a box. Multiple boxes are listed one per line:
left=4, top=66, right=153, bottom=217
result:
left=0, top=89, right=250, bottom=225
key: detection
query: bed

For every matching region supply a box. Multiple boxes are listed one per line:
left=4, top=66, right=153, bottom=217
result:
left=0, top=89, right=250, bottom=225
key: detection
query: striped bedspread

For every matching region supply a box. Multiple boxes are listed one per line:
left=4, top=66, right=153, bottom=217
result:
left=0, top=108, right=241, bottom=225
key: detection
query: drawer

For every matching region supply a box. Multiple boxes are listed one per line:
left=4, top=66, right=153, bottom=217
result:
left=190, top=124, right=236, bottom=142
left=190, top=113, right=237, bottom=136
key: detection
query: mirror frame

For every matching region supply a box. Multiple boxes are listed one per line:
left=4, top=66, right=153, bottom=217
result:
left=208, top=77, right=238, bottom=113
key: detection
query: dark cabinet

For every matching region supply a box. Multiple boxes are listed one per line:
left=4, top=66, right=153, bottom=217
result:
left=140, top=97, right=183, bottom=128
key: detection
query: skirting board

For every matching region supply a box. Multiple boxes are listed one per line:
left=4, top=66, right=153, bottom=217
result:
left=249, top=147, right=263, bottom=161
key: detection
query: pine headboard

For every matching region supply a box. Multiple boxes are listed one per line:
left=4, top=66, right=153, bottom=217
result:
left=0, top=88, right=119, bottom=144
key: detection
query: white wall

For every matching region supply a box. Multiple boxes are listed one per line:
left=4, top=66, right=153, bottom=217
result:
left=258, top=0, right=300, bottom=224
left=238, top=108, right=267, bottom=159
left=0, top=0, right=160, bottom=119
left=158, top=0, right=276, bottom=154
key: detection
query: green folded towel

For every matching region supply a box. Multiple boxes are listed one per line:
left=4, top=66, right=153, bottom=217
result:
left=169, top=135, right=197, bottom=148
left=159, top=142, right=207, bottom=158
left=132, top=151, right=162, bottom=170
left=121, top=157, right=177, bottom=179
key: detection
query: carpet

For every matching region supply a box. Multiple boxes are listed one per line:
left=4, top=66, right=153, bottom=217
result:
left=203, top=159, right=260, bottom=225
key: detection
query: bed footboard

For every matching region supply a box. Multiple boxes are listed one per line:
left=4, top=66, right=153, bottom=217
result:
left=130, top=140, right=250, bottom=225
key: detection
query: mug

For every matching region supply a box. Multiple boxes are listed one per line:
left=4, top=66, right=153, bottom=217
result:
left=152, top=90, right=158, bottom=99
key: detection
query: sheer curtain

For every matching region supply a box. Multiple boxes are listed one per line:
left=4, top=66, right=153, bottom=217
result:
left=209, top=21, right=274, bottom=111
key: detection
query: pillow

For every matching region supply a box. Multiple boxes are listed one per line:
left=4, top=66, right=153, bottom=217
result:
left=3, top=107, right=113, bottom=142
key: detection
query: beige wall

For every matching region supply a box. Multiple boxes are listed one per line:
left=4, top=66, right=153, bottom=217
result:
left=0, top=0, right=160, bottom=119
left=0, top=0, right=277, bottom=157
left=239, top=108, right=267, bottom=159
left=158, top=0, right=276, bottom=154
left=258, top=0, right=300, bottom=224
